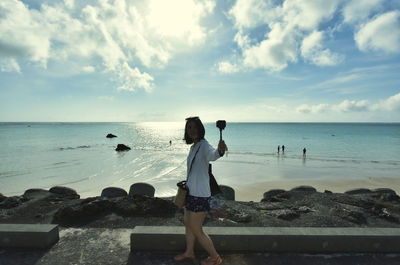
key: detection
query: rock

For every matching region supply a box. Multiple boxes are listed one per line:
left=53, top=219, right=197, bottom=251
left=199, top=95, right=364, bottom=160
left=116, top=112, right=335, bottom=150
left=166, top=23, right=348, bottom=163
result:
left=0, top=193, right=6, bottom=203
left=332, top=207, right=367, bottom=225
left=324, top=190, right=333, bottom=194
left=230, top=212, right=252, bottom=223
left=219, top=185, right=235, bottom=201
left=49, top=186, right=80, bottom=199
left=129, top=183, right=155, bottom=197
left=263, top=189, right=286, bottom=201
left=373, top=188, right=397, bottom=195
left=273, top=209, right=300, bottom=221
left=54, top=198, right=115, bottom=225
left=106, top=133, right=117, bottom=138
left=379, top=208, right=399, bottom=223
left=115, top=144, right=131, bottom=151
left=114, top=196, right=175, bottom=217
left=101, top=187, right=128, bottom=198
left=345, top=188, right=372, bottom=195
left=291, top=186, right=317, bottom=193
left=23, top=189, right=51, bottom=200
left=0, top=196, right=28, bottom=209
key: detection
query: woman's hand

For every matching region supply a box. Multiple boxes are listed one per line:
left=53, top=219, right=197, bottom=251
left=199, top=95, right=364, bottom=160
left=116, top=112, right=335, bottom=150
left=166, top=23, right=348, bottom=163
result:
left=218, top=140, right=228, bottom=152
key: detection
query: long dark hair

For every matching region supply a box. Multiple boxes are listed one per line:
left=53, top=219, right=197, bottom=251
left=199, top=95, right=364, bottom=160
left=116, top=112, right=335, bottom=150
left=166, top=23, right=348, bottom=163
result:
left=184, top=116, right=205, bottom=144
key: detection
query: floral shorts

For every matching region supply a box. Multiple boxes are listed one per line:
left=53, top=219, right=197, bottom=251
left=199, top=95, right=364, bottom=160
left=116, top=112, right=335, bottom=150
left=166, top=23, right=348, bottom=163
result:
left=185, top=195, right=211, bottom=212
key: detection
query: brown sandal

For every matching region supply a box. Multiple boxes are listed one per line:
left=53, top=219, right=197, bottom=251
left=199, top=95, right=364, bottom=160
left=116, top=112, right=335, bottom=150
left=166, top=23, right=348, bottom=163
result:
left=174, top=253, right=196, bottom=262
left=201, top=256, right=222, bottom=265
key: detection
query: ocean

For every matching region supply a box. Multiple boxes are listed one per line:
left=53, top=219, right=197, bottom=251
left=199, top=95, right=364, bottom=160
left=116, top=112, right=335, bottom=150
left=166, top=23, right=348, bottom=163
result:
left=0, top=122, right=399, bottom=200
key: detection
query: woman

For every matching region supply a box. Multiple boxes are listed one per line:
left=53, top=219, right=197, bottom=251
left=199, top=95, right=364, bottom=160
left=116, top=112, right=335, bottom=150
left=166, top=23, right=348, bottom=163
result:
left=174, top=117, right=227, bottom=265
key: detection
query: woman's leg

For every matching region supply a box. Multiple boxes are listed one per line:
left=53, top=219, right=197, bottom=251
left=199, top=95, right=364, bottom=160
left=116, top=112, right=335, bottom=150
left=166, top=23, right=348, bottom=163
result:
left=183, top=208, right=196, bottom=257
left=174, top=208, right=196, bottom=261
left=188, top=211, right=219, bottom=258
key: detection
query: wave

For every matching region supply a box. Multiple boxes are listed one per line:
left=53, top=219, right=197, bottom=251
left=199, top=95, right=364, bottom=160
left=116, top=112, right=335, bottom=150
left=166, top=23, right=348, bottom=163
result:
left=58, top=145, right=91, bottom=151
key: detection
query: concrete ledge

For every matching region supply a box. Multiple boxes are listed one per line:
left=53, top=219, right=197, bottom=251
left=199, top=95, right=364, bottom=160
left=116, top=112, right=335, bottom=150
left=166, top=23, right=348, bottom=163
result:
left=0, top=224, right=59, bottom=249
left=131, top=226, right=400, bottom=253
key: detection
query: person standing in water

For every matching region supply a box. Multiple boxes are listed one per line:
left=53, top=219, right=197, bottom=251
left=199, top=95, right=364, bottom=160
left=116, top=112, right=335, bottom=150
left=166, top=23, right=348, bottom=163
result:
left=303, top=147, right=306, bottom=157
left=278, top=145, right=280, bottom=154
left=174, top=117, right=227, bottom=265
left=282, top=145, right=285, bottom=153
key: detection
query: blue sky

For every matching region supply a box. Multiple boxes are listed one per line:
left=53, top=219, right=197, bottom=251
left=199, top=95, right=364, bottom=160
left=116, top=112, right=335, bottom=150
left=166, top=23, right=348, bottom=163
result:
left=0, top=0, right=399, bottom=122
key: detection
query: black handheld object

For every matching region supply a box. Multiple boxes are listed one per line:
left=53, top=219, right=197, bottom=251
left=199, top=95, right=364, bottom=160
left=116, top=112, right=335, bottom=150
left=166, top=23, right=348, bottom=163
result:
left=216, top=120, right=226, bottom=140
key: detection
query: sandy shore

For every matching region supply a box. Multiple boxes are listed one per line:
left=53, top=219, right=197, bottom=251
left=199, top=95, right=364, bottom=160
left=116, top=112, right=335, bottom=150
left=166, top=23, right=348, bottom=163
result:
left=234, top=177, right=400, bottom=201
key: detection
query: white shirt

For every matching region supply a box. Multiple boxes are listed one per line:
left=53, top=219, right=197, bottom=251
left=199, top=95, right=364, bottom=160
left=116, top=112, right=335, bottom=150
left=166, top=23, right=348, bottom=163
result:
left=186, top=139, right=221, bottom=197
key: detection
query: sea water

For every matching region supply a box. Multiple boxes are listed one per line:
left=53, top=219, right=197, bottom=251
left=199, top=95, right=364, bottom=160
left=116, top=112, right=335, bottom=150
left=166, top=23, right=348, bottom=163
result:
left=0, top=122, right=399, bottom=198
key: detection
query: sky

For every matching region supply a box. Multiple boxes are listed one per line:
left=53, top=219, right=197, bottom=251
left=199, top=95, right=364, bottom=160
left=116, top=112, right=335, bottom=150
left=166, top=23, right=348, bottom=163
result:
left=0, top=0, right=399, bottom=122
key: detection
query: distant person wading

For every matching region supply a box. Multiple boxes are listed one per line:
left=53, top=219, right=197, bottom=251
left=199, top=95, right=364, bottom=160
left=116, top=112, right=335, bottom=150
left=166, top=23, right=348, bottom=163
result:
left=174, top=117, right=227, bottom=265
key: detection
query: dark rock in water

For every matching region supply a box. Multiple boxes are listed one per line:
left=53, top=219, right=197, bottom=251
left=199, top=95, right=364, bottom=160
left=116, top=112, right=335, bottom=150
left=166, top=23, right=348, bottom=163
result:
left=115, top=144, right=131, bottom=151
left=324, top=190, right=333, bottom=194
left=345, top=188, right=372, bottom=195
left=219, top=185, right=235, bottom=201
left=129, top=183, right=155, bottom=197
left=106, top=133, right=117, bottom=138
left=49, top=186, right=80, bottom=199
left=0, top=193, right=6, bottom=203
left=263, top=189, right=286, bottom=201
left=0, top=196, right=28, bottom=209
left=291, top=186, right=317, bottom=193
left=101, top=187, right=127, bottom=198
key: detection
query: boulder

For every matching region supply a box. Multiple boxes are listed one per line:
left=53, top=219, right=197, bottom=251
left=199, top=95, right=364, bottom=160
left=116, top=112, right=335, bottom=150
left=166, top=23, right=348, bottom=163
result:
left=272, top=209, right=300, bottom=221
left=23, top=189, right=51, bottom=200
left=373, top=188, right=397, bottom=195
left=219, top=185, right=235, bottom=201
left=49, top=186, right=80, bottom=199
left=129, top=183, right=155, bottom=197
left=262, top=189, right=286, bottom=201
left=101, top=187, right=127, bottom=198
left=106, top=133, right=117, bottom=138
left=115, top=144, right=131, bottom=151
left=345, top=188, right=372, bottom=195
left=53, top=198, right=115, bottom=225
left=291, top=186, right=317, bottom=193
left=0, top=196, right=28, bottom=209
left=0, top=193, right=6, bottom=203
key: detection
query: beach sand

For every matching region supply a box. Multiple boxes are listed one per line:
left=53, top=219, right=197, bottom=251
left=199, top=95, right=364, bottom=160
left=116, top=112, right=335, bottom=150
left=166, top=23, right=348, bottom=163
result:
left=234, top=177, right=400, bottom=202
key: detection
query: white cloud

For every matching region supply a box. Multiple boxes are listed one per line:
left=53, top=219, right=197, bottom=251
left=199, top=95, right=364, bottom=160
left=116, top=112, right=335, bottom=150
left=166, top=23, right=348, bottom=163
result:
left=82, top=66, right=95, bottom=73
left=64, top=0, right=74, bottom=9
left=342, top=0, right=384, bottom=24
left=229, top=0, right=344, bottom=71
left=228, top=0, right=276, bottom=29
left=0, top=57, right=21, bottom=73
left=333, top=99, right=369, bottom=112
left=296, top=103, right=330, bottom=114
left=372, top=93, right=400, bottom=111
left=0, top=0, right=215, bottom=92
left=355, top=11, right=400, bottom=54
left=301, top=31, right=344, bottom=66
left=217, top=61, right=239, bottom=74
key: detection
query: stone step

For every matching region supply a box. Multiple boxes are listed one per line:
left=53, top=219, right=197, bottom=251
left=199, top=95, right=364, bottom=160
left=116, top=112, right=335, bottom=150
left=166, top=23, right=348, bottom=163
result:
left=0, top=224, right=59, bottom=249
left=131, top=226, right=400, bottom=253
